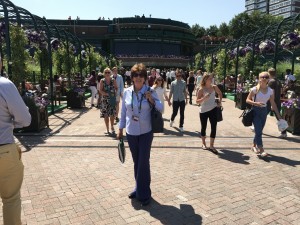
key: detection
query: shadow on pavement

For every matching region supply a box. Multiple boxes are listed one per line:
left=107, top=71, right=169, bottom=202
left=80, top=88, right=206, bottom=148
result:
left=163, top=128, right=200, bottom=137
left=131, top=198, right=202, bottom=225
left=263, top=133, right=300, bottom=143
left=259, top=154, right=300, bottom=167
left=14, top=108, right=90, bottom=152
left=218, top=149, right=250, bottom=165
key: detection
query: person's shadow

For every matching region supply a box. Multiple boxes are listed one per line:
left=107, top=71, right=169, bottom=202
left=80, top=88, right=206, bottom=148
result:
left=131, top=198, right=202, bottom=225
left=258, top=154, right=300, bottom=167
left=217, top=149, right=250, bottom=165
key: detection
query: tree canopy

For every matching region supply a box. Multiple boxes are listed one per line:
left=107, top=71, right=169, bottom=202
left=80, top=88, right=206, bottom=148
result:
left=191, top=11, right=283, bottom=40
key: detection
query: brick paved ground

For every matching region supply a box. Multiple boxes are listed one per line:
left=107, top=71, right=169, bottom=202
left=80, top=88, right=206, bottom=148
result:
left=1, top=91, right=300, bottom=225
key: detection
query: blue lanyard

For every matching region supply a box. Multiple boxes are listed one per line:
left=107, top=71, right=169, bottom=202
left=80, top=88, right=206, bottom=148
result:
left=131, top=91, right=144, bottom=114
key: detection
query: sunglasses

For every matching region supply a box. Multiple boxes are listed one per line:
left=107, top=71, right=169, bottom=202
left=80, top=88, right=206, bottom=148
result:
left=132, top=73, right=145, bottom=78
left=260, top=76, right=269, bottom=79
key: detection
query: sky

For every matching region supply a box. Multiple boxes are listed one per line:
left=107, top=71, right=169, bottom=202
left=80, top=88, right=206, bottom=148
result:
left=12, top=0, right=245, bottom=28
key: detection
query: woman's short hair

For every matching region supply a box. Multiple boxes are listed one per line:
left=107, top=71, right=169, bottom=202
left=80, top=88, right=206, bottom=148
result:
left=175, top=68, right=182, bottom=76
left=103, top=67, right=111, bottom=74
left=268, top=68, right=276, bottom=77
left=131, top=63, right=147, bottom=80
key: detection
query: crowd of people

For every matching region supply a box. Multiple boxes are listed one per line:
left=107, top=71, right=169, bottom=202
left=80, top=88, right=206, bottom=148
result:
left=84, top=63, right=298, bottom=207
left=1, top=56, right=298, bottom=222
left=116, top=54, right=191, bottom=59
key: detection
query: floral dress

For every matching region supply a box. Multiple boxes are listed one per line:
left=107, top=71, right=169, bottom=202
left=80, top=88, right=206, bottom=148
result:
left=100, top=78, right=116, bottom=117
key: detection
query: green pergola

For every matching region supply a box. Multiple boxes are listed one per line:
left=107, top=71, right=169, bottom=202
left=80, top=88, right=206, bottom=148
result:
left=202, top=13, right=300, bottom=102
left=0, top=0, right=93, bottom=114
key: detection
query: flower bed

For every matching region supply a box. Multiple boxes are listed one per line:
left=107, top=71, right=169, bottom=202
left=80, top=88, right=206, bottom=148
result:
left=15, top=92, right=49, bottom=132
left=282, top=98, right=300, bottom=134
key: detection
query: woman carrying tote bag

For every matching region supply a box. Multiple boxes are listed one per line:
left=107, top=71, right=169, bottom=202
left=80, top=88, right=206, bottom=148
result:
left=117, top=63, right=162, bottom=206
left=246, top=71, right=282, bottom=157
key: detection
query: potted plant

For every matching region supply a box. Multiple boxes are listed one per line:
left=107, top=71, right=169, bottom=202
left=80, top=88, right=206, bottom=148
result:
left=15, top=92, right=49, bottom=132
left=282, top=97, right=300, bottom=134
left=66, top=86, right=85, bottom=108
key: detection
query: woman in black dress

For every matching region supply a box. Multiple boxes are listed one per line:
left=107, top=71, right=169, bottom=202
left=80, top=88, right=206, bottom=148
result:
left=187, top=71, right=195, bottom=104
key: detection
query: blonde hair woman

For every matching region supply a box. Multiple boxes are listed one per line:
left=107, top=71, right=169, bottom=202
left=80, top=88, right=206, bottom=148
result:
left=99, top=67, right=118, bottom=135
left=246, top=71, right=282, bottom=157
left=196, top=73, right=222, bottom=154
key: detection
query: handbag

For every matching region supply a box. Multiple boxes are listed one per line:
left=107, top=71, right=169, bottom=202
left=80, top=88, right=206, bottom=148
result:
left=239, top=94, right=256, bottom=127
left=216, top=106, right=223, bottom=122
left=147, top=87, right=164, bottom=133
left=118, top=138, right=126, bottom=163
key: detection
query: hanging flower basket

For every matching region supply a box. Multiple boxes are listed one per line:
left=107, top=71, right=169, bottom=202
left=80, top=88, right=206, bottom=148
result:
left=81, top=50, right=87, bottom=59
left=25, top=29, right=48, bottom=50
left=259, top=40, right=275, bottom=54
left=280, top=31, right=300, bottom=50
left=51, top=38, right=60, bottom=51
left=239, top=45, right=252, bottom=57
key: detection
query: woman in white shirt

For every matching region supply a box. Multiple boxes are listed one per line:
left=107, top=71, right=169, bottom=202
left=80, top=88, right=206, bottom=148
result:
left=246, top=71, right=282, bottom=157
left=152, top=77, right=168, bottom=114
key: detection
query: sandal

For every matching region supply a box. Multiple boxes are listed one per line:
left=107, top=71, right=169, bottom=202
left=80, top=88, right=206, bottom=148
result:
left=260, top=151, right=268, bottom=157
left=202, top=145, right=208, bottom=150
left=209, top=147, right=218, bottom=155
left=251, top=146, right=260, bottom=154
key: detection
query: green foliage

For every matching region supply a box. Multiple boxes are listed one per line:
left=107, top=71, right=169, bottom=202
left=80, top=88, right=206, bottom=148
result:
left=214, top=50, right=229, bottom=82
left=34, top=48, right=50, bottom=80
left=53, top=42, right=75, bottom=76
left=218, top=23, right=230, bottom=37
left=191, top=11, right=282, bottom=40
left=88, top=48, right=101, bottom=71
left=204, top=55, right=212, bottom=72
left=240, top=52, right=255, bottom=80
left=10, top=25, right=30, bottom=87
left=229, top=11, right=282, bottom=39
left=194, top=53, right=203, bottom=70
left=191, top=24, right=206, bottom=38
left=206, top=25, right=219, bottom=36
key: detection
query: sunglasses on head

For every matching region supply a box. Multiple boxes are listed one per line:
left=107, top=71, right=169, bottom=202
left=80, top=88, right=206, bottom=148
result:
left=260, top=76, right=269, bottom=79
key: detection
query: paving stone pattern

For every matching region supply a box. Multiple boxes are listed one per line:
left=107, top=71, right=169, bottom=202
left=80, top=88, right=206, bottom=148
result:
left=1, top=92, right=300, bottom=225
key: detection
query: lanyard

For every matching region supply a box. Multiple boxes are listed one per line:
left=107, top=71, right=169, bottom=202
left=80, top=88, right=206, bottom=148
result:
left=131, top=91, right=144, bottom=114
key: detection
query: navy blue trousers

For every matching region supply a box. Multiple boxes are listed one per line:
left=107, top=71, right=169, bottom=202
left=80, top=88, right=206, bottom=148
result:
left=126, top=131, right=153, bottom=201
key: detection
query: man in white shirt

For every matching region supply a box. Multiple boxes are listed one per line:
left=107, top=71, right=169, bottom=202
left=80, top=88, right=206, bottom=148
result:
left=0, top=58, right=31, bottom=225
left=166, top=69, right=171, bottom=89
left=111, top=67, right=124, bottom=123
left=125, top=69, right=131, bottom=87
left=170, top=68, right=176, bottom=82
left=284, top=69, right=296, bottom=95
left=285, top=69, right=296, bottom=84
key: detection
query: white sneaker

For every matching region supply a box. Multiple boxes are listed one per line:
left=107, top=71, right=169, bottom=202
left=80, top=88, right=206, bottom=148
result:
left=279, top=133, right=287, bottom=138
left=179, top=127, right=184, bottom=132
left=170, top=120, right=174, bottom=127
